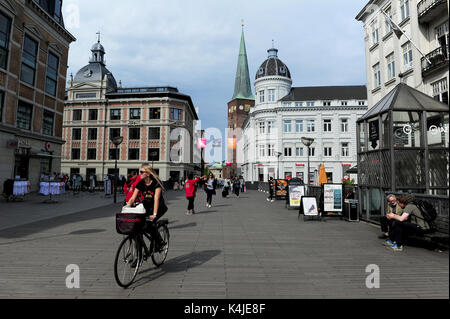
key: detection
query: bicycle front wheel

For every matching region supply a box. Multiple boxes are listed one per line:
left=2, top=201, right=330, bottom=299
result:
left=114, top=235, right=141, bottom=288
left=152, top=224, right=170, bottom=267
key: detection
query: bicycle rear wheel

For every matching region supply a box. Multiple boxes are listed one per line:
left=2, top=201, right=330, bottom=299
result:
left=114, top=235, right=141, bottom=288
left=151, top=224, right=170, bottom=267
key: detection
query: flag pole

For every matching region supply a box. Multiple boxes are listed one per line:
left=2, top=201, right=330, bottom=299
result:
left=380, top=9, right=432, bottom=65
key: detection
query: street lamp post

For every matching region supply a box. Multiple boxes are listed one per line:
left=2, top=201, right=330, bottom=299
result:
left=111, top=136, right=123, bottom=204
left=276, top=152, right=282, bottom=179
left=301, top=137, right=315, bottom=185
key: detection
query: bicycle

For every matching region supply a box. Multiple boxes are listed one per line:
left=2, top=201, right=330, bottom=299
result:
left=114, top=217, right=170, bottom=288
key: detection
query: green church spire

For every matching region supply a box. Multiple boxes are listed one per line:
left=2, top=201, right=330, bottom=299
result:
left=232, top=25, right=254, bottom=100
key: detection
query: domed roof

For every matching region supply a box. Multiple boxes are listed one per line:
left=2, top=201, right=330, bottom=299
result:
left=74, top=63, right=117, bottom=92
left=255, top=48, right=291, bottom=80
left=91, top=42, right=105, bottom=52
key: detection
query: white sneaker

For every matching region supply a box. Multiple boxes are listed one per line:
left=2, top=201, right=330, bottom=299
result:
left=271, top=200, right=275, bottom=202
left=267, top=198, right=270, bottom=202
left=209, top=204, right=212, bottom=208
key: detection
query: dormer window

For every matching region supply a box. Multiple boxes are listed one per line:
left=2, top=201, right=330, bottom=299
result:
left=259, top=68, right=265, bottom=75
left=280, top=66, right=286, bottom=73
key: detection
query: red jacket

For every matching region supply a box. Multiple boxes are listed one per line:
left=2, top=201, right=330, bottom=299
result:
left=184, top=178, right=199, bottom=198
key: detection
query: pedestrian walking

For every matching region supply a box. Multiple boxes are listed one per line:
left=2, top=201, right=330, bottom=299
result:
left=267, top=177, right=275, bottom=202
left=202, top=173, right=217, bottom=208
left=239, top=176, right=245, bottom=192
left=184, top=173, right=203, bottom=215
left=222, top=178, right=231, bottom=198
left=233, top=177, right=241, bottom=198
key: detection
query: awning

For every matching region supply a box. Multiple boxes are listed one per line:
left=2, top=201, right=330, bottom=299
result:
left=346, top=165, right=358, bottom=174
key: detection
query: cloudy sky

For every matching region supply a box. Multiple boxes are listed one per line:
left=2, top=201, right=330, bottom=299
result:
left=64, top=0, right=367, bottom=154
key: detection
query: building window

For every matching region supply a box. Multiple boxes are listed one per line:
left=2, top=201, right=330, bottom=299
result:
left=149, top=108, right=161, bottom=119
left=295, top=102, right=303, bottom=107
left=371, top=19, right=379, bottom=46
left=88, top=109, right=98, bottom=121
left=110, top=109, right=121, bottom=120
left=323, top=119, right=332, bottom=132
left=130, top=108, right=141, bottom=119
left=296, top=147, right=304, bottom=157
left=76, top=93, right=97, bottom=99
left=259, top=90, right=265, bottom=103
left=267, top=144, right=275, bottom=157
left=148, top=148, right=160, bottom=162
left=149, top=127, right=160, bottom=140
left=402, top=42, right=413, bottom=71
left=324, top=147, right=332, bottom=157
left=71, top=148, right=80, bottom=160
left=0, top=12, right=12, bottom=69
left=341, top=119, right=349, bottom=132
left=373, top=63, right=381, bottom=88
left=110, top=128, right=121, bottom=140
left=432, top=78, right=448, bottom=105
left=45, top=52, right=59, bottom=96
left=400, top=0, right=410, bottom=21
left=267, top=121, right=274, bottom=134
left=283, top=120, right=292, bottom=133
left=306, top=101, right=315, bottom=107
left=20, top=35, right=38, bottom=86
left=341, top=101, right=348, bottom=106
left=309, top=147, right=315, bottom=157
left=259, top=144, right=265, bottom=157
left=258, top=121, right=265, bottom=134
left=72, top=128, right=81, bottom=140
left=342, top=143, right=349, bottom=157
left=88, top=128, right=97, bottom=140
left=307, top=120, right=315, bottom=132
left=268, top=89, right=275, bottom=102
left=0, top=91, right=3, bottom=121
left=73, top=110, right=82, bottom=121
left=129, top=127, right=140, bottom=140
left=109, top=148, right=119, bottom=160
left=128, top=148, right=140, bottom=160
left=384, top=6, right=393, bottom=34
left=323, top=101, right=331, bottom=106
left=284, top=147, right=292, bottom=157
left=170, top=108, right=182, bottom=121
left=16, top=101, right=33, bottom=130
left=87, top=148, right=97, bottom=160
left=42, top=111, right=54, bottom=136
left=358, top=101, right=366, bottom=106
left=387, top=53, right=396, bottom=80
left=295, top=120, right=303, bottom=132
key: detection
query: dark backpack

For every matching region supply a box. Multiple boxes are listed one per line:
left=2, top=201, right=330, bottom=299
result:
left=412, top=199, right=437, bottom=230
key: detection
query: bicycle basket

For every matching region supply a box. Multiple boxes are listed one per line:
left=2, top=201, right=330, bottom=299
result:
left=116, top=213, right=146, bottom=235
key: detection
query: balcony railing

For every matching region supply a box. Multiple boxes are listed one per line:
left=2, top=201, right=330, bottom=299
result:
left=418, top=0, right=447, bottom=23
left=421, top=46, right=449, bottom=77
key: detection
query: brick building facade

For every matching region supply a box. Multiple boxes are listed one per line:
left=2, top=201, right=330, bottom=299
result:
left=0, top=0, right=75, bottom=191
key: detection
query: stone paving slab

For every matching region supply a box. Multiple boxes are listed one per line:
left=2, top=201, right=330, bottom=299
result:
left=0, top=189, right=448, bottom=299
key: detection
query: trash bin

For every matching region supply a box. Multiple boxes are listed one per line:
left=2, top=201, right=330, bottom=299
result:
left=344, top=199, right=359, bottom=222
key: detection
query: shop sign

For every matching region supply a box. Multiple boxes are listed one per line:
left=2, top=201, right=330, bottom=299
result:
left=7, top=139, right=18, bottom=149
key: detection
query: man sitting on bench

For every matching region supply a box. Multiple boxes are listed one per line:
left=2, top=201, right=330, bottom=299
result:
left=385, top=195, right=432, bottom=252
left=379, top=194, right=403, bottom=239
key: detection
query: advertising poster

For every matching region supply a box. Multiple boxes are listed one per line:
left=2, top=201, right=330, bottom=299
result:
left=275, top=180, right=288, bottom=198
left=323, top=184, right=343, bottom=212
left=302, top=197, right=319, bottom=216
left=288, top=185, right=305, bottom=207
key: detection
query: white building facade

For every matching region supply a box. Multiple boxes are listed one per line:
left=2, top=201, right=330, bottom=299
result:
left=242, top=48, right=368, bottom=184
left=356, top=0, right=448, bottom=108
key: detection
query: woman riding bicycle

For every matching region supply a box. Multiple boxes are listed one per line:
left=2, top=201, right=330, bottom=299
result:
left=126, top=164, right=166, bottom=249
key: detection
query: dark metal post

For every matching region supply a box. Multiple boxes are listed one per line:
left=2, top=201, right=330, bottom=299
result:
left=114, top=144, right=118, bottom=204
left=307, top=146, right=310, bottom=185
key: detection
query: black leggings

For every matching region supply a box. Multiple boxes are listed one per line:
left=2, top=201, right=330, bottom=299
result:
left=187, top=196, right=195, bottom=210
left=145, top=210, right=166, bottom=244
left=206, top=190, right=213, bottom=205
left=380, top=216, right=395, bottom=234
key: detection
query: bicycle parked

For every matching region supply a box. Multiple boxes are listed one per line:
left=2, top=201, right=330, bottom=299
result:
left=114, top=213, right=170, bottom=288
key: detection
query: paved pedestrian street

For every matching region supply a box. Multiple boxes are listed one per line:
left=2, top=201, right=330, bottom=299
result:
left=0, top=189, right=448, bottom=299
